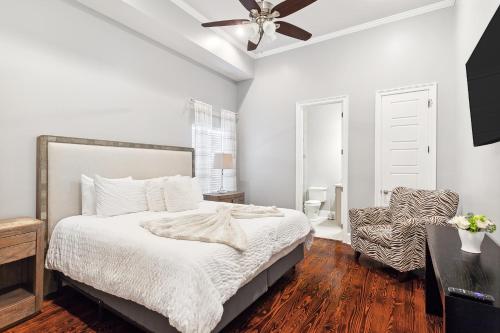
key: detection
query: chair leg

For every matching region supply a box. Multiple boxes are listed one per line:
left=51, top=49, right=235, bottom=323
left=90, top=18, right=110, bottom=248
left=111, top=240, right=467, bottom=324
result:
left=354, top=251, right=361, bottom=262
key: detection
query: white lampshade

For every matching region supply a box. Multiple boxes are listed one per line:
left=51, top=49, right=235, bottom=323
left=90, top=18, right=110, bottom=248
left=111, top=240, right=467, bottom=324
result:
left=246, top=22, right=260, bottom=36
left=263, top=21, right=276, bottom=37
left=244, top=22, right=260, bottom=42
left=213, top=153, right=234, bottom=169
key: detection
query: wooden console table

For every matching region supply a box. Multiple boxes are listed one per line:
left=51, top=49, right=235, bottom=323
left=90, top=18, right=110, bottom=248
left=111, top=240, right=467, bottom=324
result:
left=425, top=225, right=500, bottom=333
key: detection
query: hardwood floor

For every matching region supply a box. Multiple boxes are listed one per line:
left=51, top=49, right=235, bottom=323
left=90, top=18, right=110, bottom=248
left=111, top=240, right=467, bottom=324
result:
left=6, top=239, right=442, bottom=333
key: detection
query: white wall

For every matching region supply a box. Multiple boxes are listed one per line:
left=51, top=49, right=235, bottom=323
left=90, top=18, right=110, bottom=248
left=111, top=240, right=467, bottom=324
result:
left=304, top=103, right=342, bottom=211
left=454, top=0, right=500, bottom=244
left=0, top=0, right=237, bottom=219
left=237, top=8, right=457, bottom=209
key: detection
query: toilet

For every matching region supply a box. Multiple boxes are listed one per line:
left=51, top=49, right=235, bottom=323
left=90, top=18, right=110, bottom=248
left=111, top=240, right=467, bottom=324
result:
left=304, top=186, right=327, bottom=221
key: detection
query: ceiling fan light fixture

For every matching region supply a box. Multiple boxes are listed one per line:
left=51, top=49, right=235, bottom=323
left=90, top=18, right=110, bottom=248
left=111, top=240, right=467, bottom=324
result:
left=248, top=22, right=260, bottom=36
left=263, top=20, right=276, bottom=36
left=242, top=22, right=259, bottom=40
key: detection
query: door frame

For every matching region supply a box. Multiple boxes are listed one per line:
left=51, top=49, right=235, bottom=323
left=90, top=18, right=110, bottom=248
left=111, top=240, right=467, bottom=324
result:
left=374, top=82, right=437, bottom=206
left=296, top=95, right=349, bottom=239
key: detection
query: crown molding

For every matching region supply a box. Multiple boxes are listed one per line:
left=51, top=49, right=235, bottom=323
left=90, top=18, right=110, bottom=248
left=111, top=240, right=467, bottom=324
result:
left=171, top=0, right=455, bottom=60
left=255, top=0, right=455, bottom=58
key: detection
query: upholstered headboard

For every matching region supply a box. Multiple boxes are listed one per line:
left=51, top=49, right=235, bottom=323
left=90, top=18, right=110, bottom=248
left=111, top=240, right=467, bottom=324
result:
left=36, top=136, right=194, bottom=239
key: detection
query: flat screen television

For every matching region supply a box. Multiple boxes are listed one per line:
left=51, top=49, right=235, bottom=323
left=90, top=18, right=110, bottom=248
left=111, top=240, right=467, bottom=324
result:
left=466, top=5, right=500, bottom=147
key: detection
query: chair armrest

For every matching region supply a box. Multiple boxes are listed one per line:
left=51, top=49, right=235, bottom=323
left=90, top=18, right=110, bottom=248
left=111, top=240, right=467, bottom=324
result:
left=349, top=207, right=391, bottom=229
left=390, top=216, right=450, bottom=271
left=350, top=207, right=391, bottom=251
left=394, top=216, right=449, bottom=230
left=393, top=216, right=449, bottom=243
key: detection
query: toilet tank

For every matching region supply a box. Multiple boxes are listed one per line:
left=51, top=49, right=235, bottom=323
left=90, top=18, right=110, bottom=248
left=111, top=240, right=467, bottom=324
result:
left=308, top=186, right=328, bottom=202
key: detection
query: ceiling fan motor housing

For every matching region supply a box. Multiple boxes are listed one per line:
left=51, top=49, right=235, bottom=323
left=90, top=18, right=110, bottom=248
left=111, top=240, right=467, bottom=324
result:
left=252, top=1, right=278, bottom=18
left=250, top=1, right=278, bottom=32
left=259, top=1, right=275, bottom=13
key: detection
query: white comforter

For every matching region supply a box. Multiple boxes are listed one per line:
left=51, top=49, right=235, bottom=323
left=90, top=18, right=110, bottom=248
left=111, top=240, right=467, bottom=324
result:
left=46, top=201, right=312, bottom=333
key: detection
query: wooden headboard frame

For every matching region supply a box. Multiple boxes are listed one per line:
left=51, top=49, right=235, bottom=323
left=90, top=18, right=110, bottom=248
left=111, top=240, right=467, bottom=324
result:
left=36, top=135, right=195, bottom=236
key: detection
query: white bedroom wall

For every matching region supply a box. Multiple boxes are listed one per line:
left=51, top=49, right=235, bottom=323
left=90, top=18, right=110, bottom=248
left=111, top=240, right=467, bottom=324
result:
left=0, top=0, right=237, bottom=219
left=304, top=103, right=342, bottom=212
left=454, top=0, right=500, bottom=244
left=237, top=8, right=457, bottom=209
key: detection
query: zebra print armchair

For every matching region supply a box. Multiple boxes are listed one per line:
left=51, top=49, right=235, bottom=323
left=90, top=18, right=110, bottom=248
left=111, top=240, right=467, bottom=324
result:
left=350, top=187, right=459, bottom=279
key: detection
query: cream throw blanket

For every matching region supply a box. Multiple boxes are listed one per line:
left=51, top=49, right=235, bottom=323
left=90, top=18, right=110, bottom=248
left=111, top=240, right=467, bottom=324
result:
left=141, top=204, right=284, bottom=251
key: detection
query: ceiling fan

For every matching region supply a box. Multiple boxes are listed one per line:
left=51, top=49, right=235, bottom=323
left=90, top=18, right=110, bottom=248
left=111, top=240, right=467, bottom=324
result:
left=201, top=0, right=317, bottom=51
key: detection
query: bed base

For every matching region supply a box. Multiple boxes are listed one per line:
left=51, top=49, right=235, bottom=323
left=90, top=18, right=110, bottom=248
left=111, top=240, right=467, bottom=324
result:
left=59, top=243, right=305, bottom=333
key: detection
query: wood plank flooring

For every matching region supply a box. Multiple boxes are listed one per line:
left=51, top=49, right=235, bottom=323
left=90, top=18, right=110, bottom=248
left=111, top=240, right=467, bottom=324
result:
left=6, top=239, right=442, bottom=333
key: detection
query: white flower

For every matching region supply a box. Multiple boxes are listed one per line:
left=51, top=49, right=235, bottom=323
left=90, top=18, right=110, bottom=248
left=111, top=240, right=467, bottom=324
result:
left=449, top=216, right=470, bottom=230
left=477, top=219, right=489, bottom=229
left=478, top=219, right=495, bottom=230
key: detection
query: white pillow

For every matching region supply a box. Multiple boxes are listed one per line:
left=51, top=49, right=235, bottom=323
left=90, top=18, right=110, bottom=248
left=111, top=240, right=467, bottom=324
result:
left=81, top=175, right=131, bottom=215
left=163, top=176, right=199, bottom=212
left=145, top=177, right=169, bottom=212
left=81, top=175, right=96, bottom=216
left=192, top=177, right=204, bottom=203
left=95, top=175, right=148, bottom=217
left=164, top=175, right=204, bottom=203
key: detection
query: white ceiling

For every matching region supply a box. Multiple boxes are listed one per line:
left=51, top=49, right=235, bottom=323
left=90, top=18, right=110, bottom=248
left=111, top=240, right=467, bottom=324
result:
left=180, top=0, right=451, bottom=55
left=78, top=0, right=454, bottom=81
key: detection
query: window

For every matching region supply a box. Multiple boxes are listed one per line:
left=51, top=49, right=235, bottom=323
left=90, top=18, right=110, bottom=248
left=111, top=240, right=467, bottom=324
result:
left=192, top=100, right=237, bottom=193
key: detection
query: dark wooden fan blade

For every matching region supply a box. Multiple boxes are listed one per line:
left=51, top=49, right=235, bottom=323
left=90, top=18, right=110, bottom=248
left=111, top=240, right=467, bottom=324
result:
left=239, top=0, right=261, bottom=12
left=202, top=19, right=249, bottom=27
left=247, top=32, right=264, bottom=51
left=276, top=21, right=312, bottom=40
left=247, top=41, right=258, bottom=51
left=272, top=0, right=317, bottom=18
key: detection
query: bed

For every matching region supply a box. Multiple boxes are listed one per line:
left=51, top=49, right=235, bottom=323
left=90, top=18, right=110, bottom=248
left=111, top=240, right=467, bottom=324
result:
left=36, top=135, right=312, bottom=333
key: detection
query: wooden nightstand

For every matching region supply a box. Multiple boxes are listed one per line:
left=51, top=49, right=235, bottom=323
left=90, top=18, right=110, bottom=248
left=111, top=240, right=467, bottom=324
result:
left=0, top=218, right=44, bottom=330
left=203, top=191, right=245, bottom=204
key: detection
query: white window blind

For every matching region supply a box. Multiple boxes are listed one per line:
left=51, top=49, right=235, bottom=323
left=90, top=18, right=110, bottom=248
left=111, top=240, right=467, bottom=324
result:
left=192, top=101, right=237, bottom=193
left=220, top=109, right=237, bottom=191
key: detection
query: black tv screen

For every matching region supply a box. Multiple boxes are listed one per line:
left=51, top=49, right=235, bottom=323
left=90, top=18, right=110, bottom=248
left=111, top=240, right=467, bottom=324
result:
left=466, top=5, right=500, bottom=147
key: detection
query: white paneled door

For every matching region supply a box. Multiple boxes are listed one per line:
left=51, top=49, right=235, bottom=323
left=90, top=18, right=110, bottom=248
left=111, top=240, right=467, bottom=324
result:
left=375, top=84, right=437, bottom=206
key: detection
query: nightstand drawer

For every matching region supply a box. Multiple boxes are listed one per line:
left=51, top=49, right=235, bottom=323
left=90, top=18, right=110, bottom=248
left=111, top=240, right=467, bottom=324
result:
left=0, top=232, right=36, bottom=249
left=0, top=242, right=36, bottom=265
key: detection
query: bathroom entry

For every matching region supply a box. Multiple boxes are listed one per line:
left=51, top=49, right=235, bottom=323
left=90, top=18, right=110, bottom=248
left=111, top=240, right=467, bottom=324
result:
left=296, top=96, right=349, bottom=242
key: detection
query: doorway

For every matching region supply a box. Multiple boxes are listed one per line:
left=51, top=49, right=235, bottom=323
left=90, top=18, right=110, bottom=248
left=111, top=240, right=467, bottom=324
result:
left=296, top=96, right=349, bottom=242
left=374, top=83, right=437, bottom=206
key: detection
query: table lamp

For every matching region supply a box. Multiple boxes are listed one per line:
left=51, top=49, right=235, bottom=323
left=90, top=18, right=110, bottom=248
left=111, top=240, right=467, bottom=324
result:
left=213, top=153, right=234, bottom=193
